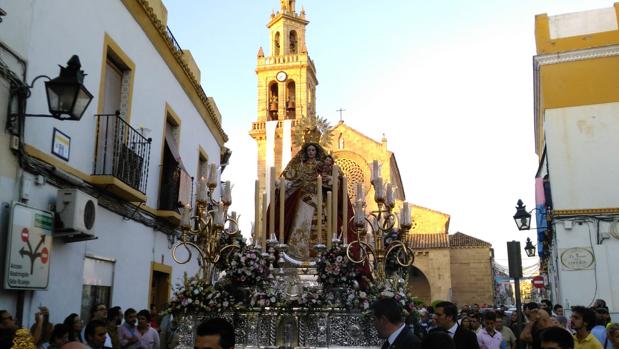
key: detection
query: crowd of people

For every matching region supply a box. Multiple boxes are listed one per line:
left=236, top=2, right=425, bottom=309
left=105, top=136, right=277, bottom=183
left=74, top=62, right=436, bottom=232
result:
left=1, top=298, right=618, bottom=349
left=0, top=304, right=176, bottom=349
left=399, top=298, right=618, bottom=349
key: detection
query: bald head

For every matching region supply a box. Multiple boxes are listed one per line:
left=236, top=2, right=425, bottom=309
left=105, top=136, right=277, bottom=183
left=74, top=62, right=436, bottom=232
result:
left=536, top=310, right=555, bottom=331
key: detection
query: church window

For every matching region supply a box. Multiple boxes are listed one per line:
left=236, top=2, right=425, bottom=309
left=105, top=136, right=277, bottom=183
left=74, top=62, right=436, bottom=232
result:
left=274, top=32, right=281, bottom=56
left=289, top=30, right=298, bottom=54
left=286, top=81, right=296, bottom=119
left=269, top=81, right=279, bottom=120
left=335, top=158, right=365, bottom=201
left=338, top=133, right=344, bottom=149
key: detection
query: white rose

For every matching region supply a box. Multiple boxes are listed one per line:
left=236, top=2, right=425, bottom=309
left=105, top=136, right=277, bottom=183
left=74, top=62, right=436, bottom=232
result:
left=381, top=291, right=395, bottom=298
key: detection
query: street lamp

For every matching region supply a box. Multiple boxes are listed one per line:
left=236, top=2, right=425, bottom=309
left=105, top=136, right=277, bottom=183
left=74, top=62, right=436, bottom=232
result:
left=524, top=237, right=536, bottom=257
left=44, top=55, right=93, bottom=120
left=11, top=55, right=93, bottom=122
left=513, top=199, right=532, bottom=231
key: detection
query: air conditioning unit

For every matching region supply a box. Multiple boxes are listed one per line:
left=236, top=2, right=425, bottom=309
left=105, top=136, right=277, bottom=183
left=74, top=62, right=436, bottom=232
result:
left=55, top=189, right=97, bottom=241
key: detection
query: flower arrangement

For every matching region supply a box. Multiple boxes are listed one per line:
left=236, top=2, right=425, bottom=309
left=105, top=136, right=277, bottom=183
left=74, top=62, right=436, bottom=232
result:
left=297, top=286, right=324, bottom=308
left=341, top=287, right=372, bottom=311
left=383, top=229, right=410, bottom=278
left=227, top=247, right=270, bottom=287
left=166, top=273, right=236, bottom=315
left=316, top=244, right=357, bottom=289
left=167, top=240, right=417, bottom=316
left=368, top=278, right=416, bottom=317
left=250, top=284, right=282, bottom=308
left=214, top=231, right=246, bottom=270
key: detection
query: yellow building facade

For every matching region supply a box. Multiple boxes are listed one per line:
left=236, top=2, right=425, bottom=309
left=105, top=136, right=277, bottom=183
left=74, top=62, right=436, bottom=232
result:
left=534, top=3, right=619, bottom=158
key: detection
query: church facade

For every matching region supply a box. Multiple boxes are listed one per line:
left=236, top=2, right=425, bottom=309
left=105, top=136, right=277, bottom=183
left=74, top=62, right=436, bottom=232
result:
left=249, top=1, right=495, bottom=306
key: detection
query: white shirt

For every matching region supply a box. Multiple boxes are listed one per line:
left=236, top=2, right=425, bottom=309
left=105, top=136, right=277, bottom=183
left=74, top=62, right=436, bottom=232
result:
left=388, top=323, right=407, bottom=345
left=447, top=323, right=459, bottom=338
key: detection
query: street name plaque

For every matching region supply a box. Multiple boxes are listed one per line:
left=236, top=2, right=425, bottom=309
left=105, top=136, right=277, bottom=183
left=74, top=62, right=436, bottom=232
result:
left=559, top=247, right=595, bottom=271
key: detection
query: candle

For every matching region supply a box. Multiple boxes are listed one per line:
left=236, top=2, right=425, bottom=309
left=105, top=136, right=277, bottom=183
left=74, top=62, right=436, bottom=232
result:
left=371, top=160, right=379, bottom=183
left=254, top=180, right=260, bottom=241
left=262, top=192, right=268, bottom=248
left=180, top=204, right=192, bottom=228
left=374, top=177, right=384, bottom=202
left=269, top=167, right=275, bottom=237
left=317, top=175, right=323, bottom=244
left=385, top=183, right=394, bottom=207
left=326, top=191, right=332, bottom=247
left=230, top=211, right=238, bottom=232
left=354, top=200, right=364, bottom=226
left=279, top=178, right=286, bottom=243
left=197, top=176, right=207, bottom=201
left=332, top=165, right=339, bottom=238
left=342, top=176, right=348, bottom=243
left=356, top=182, right=364, bottom=202
left=207, top=163, right=218, bottom=187
left=214, top=204, right=225, bottom=227
left=401, top=202, right=410, bottom=226
left=222, top=181, right=232, bottom=206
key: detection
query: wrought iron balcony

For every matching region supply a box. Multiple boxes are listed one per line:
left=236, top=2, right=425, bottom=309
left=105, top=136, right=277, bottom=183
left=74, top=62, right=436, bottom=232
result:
left=93, top=112, right=151, bottom=201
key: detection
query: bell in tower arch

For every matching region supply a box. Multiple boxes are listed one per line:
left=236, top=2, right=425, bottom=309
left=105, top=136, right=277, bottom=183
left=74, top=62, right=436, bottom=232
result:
left=274, top=32, right=281, bottom=56
left=289, top=30, right=298, bottom=54
left=269, top=82, right=279, bottom=120
left=286, top=81, right=296, bottom=119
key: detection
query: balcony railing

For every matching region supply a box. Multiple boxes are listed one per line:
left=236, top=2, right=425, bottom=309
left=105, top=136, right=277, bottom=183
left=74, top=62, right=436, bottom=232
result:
left=166, top=26, right=183, bottom=53
left=251, top=119, right=298, bottom=131
left=93, top=112, right=152, bottom=194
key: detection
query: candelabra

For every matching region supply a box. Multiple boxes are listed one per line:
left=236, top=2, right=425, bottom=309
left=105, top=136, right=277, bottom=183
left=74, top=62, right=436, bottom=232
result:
left=346, top=172, right=415, bottom=283
left=172, top=174, right=241, bottom=284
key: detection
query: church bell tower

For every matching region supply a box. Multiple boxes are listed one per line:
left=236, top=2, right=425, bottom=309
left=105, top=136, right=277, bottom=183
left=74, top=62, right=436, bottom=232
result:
left=250, top=1, right=318, bottom=194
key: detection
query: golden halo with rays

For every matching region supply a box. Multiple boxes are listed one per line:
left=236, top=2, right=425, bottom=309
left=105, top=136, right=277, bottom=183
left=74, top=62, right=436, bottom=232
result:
left=293, top=115, right=334, bottom=147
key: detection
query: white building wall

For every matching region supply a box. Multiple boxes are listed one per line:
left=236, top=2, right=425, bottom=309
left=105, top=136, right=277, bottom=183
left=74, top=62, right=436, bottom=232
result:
left=545, top=102, right=619, bottom=210
left=544, top=102, right=619, bottom=319
left=0, top=0, right=225, bottom=323
left=2, top=0, right=222, bottom=204
left=548, top=7, right=619, bottom=40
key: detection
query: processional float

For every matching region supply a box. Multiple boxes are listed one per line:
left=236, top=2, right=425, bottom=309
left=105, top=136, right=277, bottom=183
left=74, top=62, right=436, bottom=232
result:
left=169, top=118, right=417, bottom=348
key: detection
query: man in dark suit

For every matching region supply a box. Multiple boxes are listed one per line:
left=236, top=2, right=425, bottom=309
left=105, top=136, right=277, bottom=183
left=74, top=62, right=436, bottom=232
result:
left=433, top=301, right=480, bottom=349
left=372, top=298, right=422, bottom=349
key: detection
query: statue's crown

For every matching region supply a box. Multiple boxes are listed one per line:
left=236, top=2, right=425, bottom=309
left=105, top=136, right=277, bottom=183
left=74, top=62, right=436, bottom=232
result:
left=303, top=126, right=321, bottom=144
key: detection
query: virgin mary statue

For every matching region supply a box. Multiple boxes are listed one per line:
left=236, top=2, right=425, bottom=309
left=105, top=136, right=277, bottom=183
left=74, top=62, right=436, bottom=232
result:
left=268, top=136, right=355, bottom=262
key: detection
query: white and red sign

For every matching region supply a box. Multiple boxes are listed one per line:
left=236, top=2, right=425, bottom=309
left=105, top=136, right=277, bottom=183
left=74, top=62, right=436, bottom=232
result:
left=532, top=275, right=545, bottom=289
left=4, top=202, right=54, bottom=290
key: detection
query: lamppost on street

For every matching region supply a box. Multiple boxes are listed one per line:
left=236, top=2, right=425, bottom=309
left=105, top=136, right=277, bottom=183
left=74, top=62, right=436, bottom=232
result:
left=510, top=199, right=545, bottom=349
left=524, top=237, right=536, bottom=258
left=507, top=240, right=524, bottom=349
left=513, top=199, right=533, bottom=231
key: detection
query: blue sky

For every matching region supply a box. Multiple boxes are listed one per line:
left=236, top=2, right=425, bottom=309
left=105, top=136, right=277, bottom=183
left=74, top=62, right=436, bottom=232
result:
left=166, top=0, right=614, bottom=268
